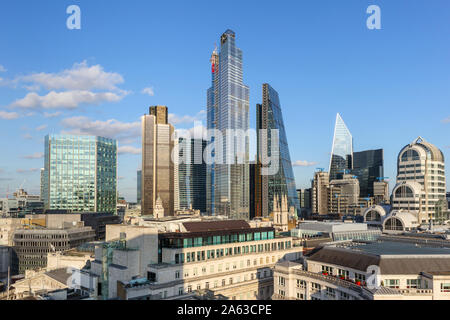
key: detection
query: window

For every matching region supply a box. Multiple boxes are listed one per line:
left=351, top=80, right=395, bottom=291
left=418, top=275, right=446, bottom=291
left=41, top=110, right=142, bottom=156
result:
left=278, top=277, right=286, bottom=286
left=175, top=271, right=180, bottom=279
left=311, top=283, right=321, bottom=291
left=296, top=292, right=304, bottom=300
left=321, top=266, right=333, bottom=275
left=326, top=287, right=335, bottom=298
left=340, top=292, right=349, bottom=300
left=187, top=285, right=192, bottom=293
left=385, top=279, right=399, bottom=289
left=178, top=287, right=184, bottom=296
left=441, top=283, right=450, bottom=293
left=407, top=279, right=419, bottom=289
left=355, top=273, right=366, bottom=282
left=297, top=280, right=306, bottom=288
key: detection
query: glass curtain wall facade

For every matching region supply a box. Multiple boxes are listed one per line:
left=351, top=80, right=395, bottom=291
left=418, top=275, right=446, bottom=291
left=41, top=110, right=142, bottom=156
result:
left=351, top=149, right=384, bottom=198
left=43, top=134, right=117, bottom=213
left=178, top=138, right=207, bottom=212
left=137, top=170, right=142, bottom=204
left=206, top=46, right=219, bottom=216
left=329, top=113, right=353, bottom=181
left=256, top=84, right=300, bottom=217
left=207, top=29, right=250, bottom=219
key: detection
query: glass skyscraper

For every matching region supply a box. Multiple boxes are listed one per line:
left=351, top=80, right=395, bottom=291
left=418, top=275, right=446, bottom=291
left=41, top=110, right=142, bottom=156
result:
left=207, top=30, right=250, bottom=219
left=329, top=113, right=353, bottom=181
left=178, top=138, right=207, bottom=212
left=137, top=170, right=142, bottom=204
left=256, top=84, right=300, bottom=217
left=352, top=149, right=384, bottom=198
left=42, top=134, right=117, bottom=213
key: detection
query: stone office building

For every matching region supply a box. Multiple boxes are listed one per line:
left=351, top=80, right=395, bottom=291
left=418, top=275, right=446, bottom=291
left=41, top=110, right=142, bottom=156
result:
left=273, top=241, right=450, bottom=300
left=88, top=220, right=302, bottom=300
left=13, top=225, right=95, bottom=274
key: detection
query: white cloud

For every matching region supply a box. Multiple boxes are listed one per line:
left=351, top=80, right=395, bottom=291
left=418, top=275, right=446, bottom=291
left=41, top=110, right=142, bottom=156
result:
left=0, top=65, right=6, bottom=72
left=0, top=110, right=19, bottom=120
left=22, top=134, right=33, bottom=140
left=293, top=160, right=319, bottom=167
left=142, top=87, right=154, bottom=96
left=11, top=90, right=125, bottom=110
left=16, top=61, right=124, bottom=91
left=36, top=124, right=48, bottom=131
left=23, top=152, right=44, bottom=159
left=60, top=116, right=140, bottom=141
left=17, top=168, right=40, bottom=173
left=175, top=123, right=208, bottom=140
left=44, top=111, right=62, bottom=118
left=118, top=146, right=141, bottom=155
left=442, top=117, right=450, bottom=124
left=169, top=110, right=206, bottom=125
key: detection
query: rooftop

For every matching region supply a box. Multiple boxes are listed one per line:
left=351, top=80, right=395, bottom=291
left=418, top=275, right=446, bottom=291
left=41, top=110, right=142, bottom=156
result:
left=308, top=241, right=450, bottom=274
left=350, top=241, right=450, bottom=256
left=182, top=220, right=250, bottom=233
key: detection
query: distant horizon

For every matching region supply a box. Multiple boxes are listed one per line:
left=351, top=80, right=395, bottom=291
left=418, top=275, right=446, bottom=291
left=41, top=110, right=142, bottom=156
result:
left=0, top=0, right=449, bottom=201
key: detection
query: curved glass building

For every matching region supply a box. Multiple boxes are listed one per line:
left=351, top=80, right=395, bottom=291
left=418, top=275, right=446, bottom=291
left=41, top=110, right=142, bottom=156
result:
left=256, top=84, right=300, bottom=217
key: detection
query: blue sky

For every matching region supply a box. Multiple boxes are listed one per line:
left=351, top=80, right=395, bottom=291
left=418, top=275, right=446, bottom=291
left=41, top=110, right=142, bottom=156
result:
left=0, top=0, right=449, bottom=201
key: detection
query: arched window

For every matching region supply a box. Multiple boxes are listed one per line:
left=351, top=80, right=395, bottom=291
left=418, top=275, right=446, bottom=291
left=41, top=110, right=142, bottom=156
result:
left=395, top=186, right=414, bottom=198
left=401, top=149, right=420, bottom=162
left=366, top=210, right=381, bottom=222
left=384, top=218, right=404, bottom=231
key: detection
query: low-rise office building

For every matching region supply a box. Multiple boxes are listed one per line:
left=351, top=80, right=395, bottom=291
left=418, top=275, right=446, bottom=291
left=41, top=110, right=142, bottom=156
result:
left=292, top=221, right=381, bottom=242
left=273, top=241, right=450, bottom=300
left=88, top=220, right=301, bottom=300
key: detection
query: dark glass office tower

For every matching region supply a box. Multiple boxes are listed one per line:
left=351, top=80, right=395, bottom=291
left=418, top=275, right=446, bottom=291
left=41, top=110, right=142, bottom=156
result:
left=352, top=149, right=384, bottom=198
left=137, top=170, right=142, bottom=204
left=256, top=84, right=300, bottom=217
left=329, top=113, right=353, bottom=181
left=178, top=138, right=207, bottom=212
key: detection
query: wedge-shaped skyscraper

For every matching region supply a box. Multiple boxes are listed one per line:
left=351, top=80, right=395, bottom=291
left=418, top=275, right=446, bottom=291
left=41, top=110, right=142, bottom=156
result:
left=329, top=113, right=353, bottom=181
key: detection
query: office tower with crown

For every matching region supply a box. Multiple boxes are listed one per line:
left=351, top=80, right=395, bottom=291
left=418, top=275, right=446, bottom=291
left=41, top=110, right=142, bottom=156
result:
left=141, top=106, right=175, bottom=217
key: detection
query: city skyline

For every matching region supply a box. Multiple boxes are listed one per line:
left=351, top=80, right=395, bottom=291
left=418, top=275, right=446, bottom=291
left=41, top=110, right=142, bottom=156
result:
left=0, top=1, right=449, bottom=201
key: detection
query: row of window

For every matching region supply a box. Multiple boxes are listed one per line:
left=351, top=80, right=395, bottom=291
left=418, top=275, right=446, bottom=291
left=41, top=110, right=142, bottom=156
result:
left=174, top=240, right=291, bottom=264
left=175, top=256, right=280, bottom=279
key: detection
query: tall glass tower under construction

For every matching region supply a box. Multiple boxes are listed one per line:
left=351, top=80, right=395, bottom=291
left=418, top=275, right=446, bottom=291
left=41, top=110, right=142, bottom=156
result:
left=207, top=29, right=250, bottom=219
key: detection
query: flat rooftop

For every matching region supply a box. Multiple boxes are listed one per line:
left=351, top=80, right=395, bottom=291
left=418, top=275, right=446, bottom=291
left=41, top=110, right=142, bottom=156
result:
left=339, top=241, right=450, bottom=256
